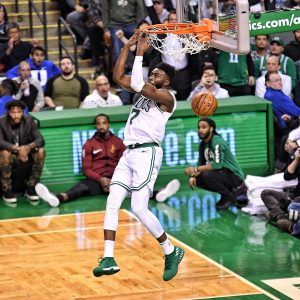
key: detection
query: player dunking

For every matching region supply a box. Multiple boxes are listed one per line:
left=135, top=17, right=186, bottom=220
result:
left=93, top=31, right=184, bottom=281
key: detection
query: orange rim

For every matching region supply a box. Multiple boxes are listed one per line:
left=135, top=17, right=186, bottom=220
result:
left=141, top=19, right=213, bottom=36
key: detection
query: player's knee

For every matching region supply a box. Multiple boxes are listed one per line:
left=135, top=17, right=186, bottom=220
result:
left=106, top=184, right=128, bottom=211
left=131, top=203, right=146, bottom=217
left=131, top=188, right=150, bottom=216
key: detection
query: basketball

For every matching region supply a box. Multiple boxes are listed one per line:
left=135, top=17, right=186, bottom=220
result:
left=191, top=92, right=218, bottom=117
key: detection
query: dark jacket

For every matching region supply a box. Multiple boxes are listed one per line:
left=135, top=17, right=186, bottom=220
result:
left=82, top=132, right=126, bottom=182
left=0, top=40, right=32, bottom=71
left=0, top=115, right=45, bottom=150
left=284, top=41, right=300, bottom=62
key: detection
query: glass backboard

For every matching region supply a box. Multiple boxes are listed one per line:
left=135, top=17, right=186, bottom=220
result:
left=177, top=0, right=250, bottom=54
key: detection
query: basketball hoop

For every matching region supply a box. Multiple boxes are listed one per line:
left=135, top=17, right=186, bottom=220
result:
left=141, top=19, right=213, bottom=61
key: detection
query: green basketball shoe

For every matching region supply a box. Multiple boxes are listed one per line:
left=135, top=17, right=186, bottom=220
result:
left=163, top=246, right=185, bottom=281
left=93, top=257, right=120, bottom=277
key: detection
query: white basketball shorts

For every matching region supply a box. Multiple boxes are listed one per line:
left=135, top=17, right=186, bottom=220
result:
left=110, top=146, right=163, bottom=192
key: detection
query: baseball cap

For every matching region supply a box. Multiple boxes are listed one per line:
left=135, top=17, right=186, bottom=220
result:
left=270, top=36, right=285, bottom=46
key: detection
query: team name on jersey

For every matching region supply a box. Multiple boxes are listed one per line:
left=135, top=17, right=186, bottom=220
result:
left=204, top=146, right=220, bottom=162
left=134, top=96, right=151, bottom=112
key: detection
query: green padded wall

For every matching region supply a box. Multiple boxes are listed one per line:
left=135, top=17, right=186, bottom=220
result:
left=31, top=96, right=274, bottom=188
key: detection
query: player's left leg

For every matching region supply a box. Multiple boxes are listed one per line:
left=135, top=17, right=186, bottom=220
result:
left=131, top=187, right=184, bottom=281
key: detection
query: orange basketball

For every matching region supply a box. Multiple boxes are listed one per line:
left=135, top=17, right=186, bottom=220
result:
left=191, top=92, right=218, bottom=117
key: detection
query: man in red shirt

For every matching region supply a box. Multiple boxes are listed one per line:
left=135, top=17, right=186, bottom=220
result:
left=36, top=113, right=126, bottom=206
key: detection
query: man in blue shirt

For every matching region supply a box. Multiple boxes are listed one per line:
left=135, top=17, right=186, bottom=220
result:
left=264, top=70, right=300, bottom=159
left=6, top=46, right=61, bottom=91
left=264, top=71, right=300, bottom=127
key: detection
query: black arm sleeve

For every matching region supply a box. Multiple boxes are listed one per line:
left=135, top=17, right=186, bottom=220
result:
left=247, top=53, right=255, bottom=77
left=284, top=168, right=299, bottom=181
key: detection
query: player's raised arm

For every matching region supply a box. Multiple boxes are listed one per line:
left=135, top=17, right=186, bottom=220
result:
left=130, top=34, right=175, bottom=112
left=112, top=31, right=139, bottom=92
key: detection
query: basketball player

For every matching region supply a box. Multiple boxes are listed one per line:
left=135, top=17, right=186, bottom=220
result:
left=93, top=31, right=184, bottom=281
left=185, top=117, right=245, bottom=210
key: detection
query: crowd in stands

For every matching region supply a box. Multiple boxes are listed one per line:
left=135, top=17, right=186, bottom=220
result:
left=0, top=1, right=300, bottom=235
left=0, top=1, right=298, bottom=110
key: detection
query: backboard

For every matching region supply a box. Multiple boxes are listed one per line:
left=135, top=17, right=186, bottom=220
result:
left=177, top=0, right=250, bottom=54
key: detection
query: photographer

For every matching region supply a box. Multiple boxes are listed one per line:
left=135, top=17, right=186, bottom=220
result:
left=261, top=147, right=300, bottom=236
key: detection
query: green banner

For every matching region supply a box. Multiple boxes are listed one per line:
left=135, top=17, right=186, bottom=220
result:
left=249, top=9, right=300, bottom=36
left=40, top=112, right=269, bottom=187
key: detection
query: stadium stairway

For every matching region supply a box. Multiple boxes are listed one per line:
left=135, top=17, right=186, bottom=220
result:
left=3, top=0, right=97, bottom=92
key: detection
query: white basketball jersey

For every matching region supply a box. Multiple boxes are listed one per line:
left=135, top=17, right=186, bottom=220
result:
left=123, top=92, right=176, bottom=146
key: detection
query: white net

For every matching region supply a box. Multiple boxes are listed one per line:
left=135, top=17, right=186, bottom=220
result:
left=143, top=26, right=210, bottom=61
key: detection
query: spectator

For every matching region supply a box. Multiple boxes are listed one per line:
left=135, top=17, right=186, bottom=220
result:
left=0, top=22, right=33, bottom=71
left=0, top=3, right=8, bottom=43
left=44, top=56, right=89, bottom=109
left=284, top=30, right=300, bottom=80
left=284, top=135, right=300, bottom=193
left=66, top=1, right=91, bottom=59
left=80, top=75, right=123, bottom=108
left=12, top=61, right=44, bottom=112
left=255, top=37, right=297, bottom=88
left=102, top=0, right=145, bottom=65
left=6, top=46, right=61, bottom=91
left=0, top=79, right=19, bottom=116
left=145, top=0, right=169, bottom=24
left=58, top=0, right=76, bottom=19
left=217, top=51, right=255, bottom=96
left=87, top=0, right=107, bottom=71
left=255, top=55, right=292, bottom=98
left=185, top=117, right=244, bottom=210
left=261, top=142, right=300, bottom=235
left=261, top=189, right=300, bottom=236
left=284, top=30, right=300, bottom=62
left=251, top=35, right=269, bottom=63
left=187, top=65, right=229, bottom=101
left=0, top=100, right=45, bottom=204
left=264, top=71, right=300, bottom=128
left=264, top=71, right=300, bottom=157
left=189, top=48, right=218, bottom=83
left=36, top=113, right=126, bottom=207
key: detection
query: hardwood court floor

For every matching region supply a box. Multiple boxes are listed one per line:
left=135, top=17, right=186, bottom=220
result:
left=0, top=210, right=275, bottom=300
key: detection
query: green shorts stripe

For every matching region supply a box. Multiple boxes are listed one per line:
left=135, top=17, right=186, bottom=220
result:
left=110, top=181, right=131, bottom=192
left=131, top=146, right=156, bottom=191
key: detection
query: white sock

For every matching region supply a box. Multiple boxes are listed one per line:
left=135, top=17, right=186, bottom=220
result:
left=104, top=240, right=115, bottom=257
left=160, top=238, right=174, bottom=255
